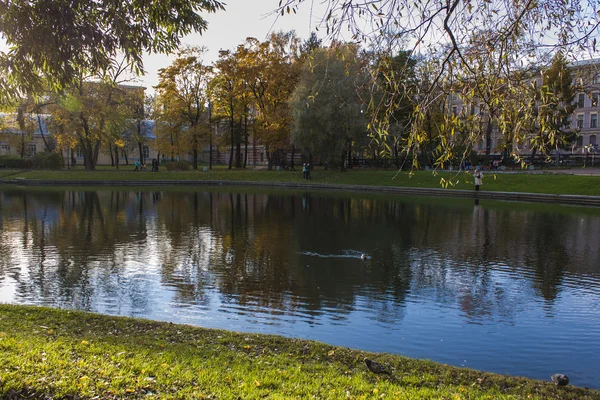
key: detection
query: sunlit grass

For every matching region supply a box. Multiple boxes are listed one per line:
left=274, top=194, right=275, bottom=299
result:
left=2, top=167, right=600, bottom=196
left=0, top=305, right=596, bottom=399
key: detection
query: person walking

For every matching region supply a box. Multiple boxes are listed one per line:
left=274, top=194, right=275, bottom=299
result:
left=306, top=163, right=312, bottom=180
left=474, top=167, right=483, bottom=191
left=302, top=163, right=307, bottom=179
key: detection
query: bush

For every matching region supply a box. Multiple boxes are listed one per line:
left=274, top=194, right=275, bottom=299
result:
left=0, top=155, right=33, bottom=169
left=32, top=152, right=64, bottom=169
left=164, top=160, right=191, bottom=171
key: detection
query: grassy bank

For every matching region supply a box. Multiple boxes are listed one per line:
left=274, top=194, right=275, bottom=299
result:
left=2, top=166, right=600, bottom=196
left=0, top=305, right=596, bottom=399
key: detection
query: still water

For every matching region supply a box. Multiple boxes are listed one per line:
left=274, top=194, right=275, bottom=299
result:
left=1, top=187, right=599, bottom=388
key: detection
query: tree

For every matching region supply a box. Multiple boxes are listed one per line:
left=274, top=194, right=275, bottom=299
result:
left=211, top=49, right=250, bottom=169
left=48, top=61, right=143, bottom=170
left=0, top=0, right=224, bottom=100
left=239, top=32, right=302, bottom=170
left=155, top=47, right=212, bottom=170
left=532, top=52, right=578, bottom=164
left=289, top=44, right=369, bottom=170
left=370, top=50, right=418, bottom=166
left=277, top=0, right=599, bottom=169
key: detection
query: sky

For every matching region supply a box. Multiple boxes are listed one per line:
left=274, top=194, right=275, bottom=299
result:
left=0, top=0, right=330, bottom=92
left=138, top=0, right=330, bottom=91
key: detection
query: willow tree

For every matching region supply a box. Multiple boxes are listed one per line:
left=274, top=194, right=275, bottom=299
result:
left=155, top=47, right=212, bottom=169
left=0, top=0, right=224, bottom=101
left=276, top=0, right=600, bottom=168
left=289, top=44, right=369, bottom=170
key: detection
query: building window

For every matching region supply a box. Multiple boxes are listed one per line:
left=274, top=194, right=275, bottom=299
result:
left=260, top=152, right=264, bottom=162
left=577, top=114, right=584, bottom=128
left=76, top=146, right=84, bottom=158
left=577, top=93, right=585, bottom=108
left=27, top=143, right=36, bottom=156
left=590, top=135, right=597, bottom=146
left=593, top=92, right=599, bottom=107
left=142, top=145, right=150, bottom=160
left=592, top=114, right=598, bottom=129
left=594, top=73, right=600, bottom=84
left=1, top=144, right=9, bottom=155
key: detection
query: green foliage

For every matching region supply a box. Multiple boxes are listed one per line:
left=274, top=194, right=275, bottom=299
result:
left=164, top=160, right=192, bottom=171
left=0, top=0, right=225, bottom=98
left=0, top=155, right=33, bottom=169
left=31, top=151, right=64, bottom=169
left=290, top=44, right=369, bottom=169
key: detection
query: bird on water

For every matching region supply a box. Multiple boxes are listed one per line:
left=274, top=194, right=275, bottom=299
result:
left=361, top=253, right=367, bottom=260
left=551, top=374, right=569, bottom=386
left=364, top=358, right=391, bottom=375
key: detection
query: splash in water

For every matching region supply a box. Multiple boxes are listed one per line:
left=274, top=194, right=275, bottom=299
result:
left=298, top=250, right=369, bottom=260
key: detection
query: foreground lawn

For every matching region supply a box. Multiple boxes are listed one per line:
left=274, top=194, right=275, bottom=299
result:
left=0, top=305, right=597, bottom=399
left=2, top=167, right=600, bottom=196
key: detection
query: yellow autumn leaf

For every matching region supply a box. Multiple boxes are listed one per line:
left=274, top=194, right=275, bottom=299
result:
left=161, top=363, right=169, bottom=368
left=81, top=340, right=89, bottom=345
left=254, top=380, right=261, bottom=387
left=47, top=329, right=54, bottom=334
left=373, top=388, right=379, bottom=394
left=328, top=350, right=335, bottom=356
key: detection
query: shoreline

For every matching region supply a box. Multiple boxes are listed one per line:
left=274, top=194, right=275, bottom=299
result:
left=3, top=177, right=600, bottom=207
left=0, top=304, right=597, bottom=398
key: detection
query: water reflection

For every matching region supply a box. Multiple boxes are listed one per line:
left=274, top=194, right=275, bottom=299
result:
left=1, top=188, right=600, bottom=388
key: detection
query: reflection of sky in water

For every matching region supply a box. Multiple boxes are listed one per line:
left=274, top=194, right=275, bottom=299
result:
left=1, top=189, right=600, bottom=388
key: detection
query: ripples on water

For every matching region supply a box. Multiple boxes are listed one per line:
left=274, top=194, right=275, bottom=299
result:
left=1, top=188, right=599, bottom=388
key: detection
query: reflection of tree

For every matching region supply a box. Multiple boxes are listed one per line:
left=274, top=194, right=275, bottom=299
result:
left=1, top=188, right=600, bottom=326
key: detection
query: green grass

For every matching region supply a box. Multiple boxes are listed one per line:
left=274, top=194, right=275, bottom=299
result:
left=2, top=167, right=600, bottom=196
left=0, top=305, right=596, bottom=399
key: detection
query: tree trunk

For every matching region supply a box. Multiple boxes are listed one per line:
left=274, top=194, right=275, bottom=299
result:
left=290, top=145, right=296, bottom=170
left=243, top=115, right=248, bottom=169
left=93, top=140, right=100, bottom=168
left=37, top=114, right=53, bottom=152
left=252, top=125, right=257, bottom=167
left=138, top=141, right=144, bottom=166
left=109, top=144, right=115, bottom=166
left=485, top=112, right=493, bottom=156
left=193, top=148, right=198, bottom=170
left=347, top=140, right=353, bottom=169
left=114, top=146, right=120, bottom=169
left=266, top=149, right=274, bottom=170
left=229, top=113, right=234, bottom=170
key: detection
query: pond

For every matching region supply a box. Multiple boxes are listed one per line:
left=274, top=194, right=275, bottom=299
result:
left=0, top=187, right=599, bottom=388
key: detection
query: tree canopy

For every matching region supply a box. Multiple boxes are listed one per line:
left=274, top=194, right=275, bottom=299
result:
left=289, top=44, right=369, bottom=170
left=276, top=0, right=600, bottom=167
left=0, top=0, right=224, bottom=99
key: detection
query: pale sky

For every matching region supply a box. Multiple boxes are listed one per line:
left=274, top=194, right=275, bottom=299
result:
left=138, top=0, right=330, bottom=91
left=0, top=0, right=330, bottom=92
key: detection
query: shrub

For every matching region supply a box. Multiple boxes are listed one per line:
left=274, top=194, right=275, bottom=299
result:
left=164, top=160, right=191, bottom=171
left=32, top=152, right=64, bottom=169
left=0, top=155, right=33, bottom=169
